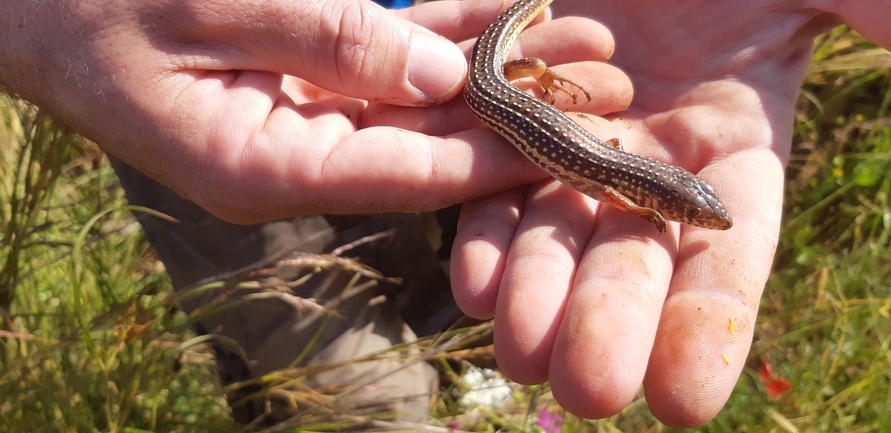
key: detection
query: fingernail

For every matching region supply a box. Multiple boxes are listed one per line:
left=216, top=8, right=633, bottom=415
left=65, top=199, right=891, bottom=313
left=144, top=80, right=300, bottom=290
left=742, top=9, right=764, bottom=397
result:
left=408, top=32, right=466, bottom=100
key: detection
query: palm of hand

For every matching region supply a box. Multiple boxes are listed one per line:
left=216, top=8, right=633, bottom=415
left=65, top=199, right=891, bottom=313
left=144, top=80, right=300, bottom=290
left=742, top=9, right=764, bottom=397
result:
left=450, top=0, right=834, bottom=427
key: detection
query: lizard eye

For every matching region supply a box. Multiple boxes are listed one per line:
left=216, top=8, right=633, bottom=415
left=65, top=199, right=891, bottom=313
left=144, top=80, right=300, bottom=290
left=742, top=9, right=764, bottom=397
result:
left=684, top=207, right=700, bottom=220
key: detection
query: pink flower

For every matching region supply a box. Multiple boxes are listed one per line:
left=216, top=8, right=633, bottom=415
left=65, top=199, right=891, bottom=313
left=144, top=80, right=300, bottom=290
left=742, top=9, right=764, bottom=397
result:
left=537, top=407, right=562, bottom=433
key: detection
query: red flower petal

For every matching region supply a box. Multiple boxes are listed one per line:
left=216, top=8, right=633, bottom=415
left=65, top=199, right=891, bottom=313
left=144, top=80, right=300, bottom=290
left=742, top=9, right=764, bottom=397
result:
left=759, top=360, right=773, bottom=382
left=766, top=377, right=792, bottom=396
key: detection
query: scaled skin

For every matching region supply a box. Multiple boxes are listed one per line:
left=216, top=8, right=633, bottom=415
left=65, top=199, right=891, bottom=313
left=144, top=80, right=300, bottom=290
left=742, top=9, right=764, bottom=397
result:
left=1, top=0, right=889, bottom=428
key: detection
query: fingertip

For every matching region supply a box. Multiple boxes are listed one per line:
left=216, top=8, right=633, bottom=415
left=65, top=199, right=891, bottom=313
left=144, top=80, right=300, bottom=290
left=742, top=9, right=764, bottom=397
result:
left=494, top=328, right=552, bottom=385
left=450, top=191, right=525, bottom=318
left=547, top=283, right=655, bottom=419
left=449, top=238, right=501, bottom=319
left=550, top=348, right=639, bottom=418
left=643, top=294, right=751, bottom=427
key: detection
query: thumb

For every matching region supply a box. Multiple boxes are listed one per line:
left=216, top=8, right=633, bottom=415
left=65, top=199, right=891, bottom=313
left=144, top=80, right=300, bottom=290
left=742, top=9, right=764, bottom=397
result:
left=195, top=0, right=468, bottom=105
left=300, top=0, right=468, bottom=104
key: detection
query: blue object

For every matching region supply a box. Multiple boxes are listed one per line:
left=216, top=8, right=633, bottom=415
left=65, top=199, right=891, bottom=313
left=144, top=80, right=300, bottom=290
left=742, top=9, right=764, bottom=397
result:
left=374, top=0, right=412, bottom=9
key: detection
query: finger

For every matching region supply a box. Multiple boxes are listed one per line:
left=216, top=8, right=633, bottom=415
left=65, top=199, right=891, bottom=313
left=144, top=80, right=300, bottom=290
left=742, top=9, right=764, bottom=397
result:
left=450, top=187, right=528, bottom=319
left=543, top=167, right=681, bottom=416
left=508, top=62, right=633, bottom=113
left=113, top=66, right=556, bottom=223
left=513, top=16, right=615, bottom=64
left=364, top=61, right=631, bottom=135
left=644, top=150, right=783, bottom=427
left=179, top=110, right=552, bottom=223
left=154, top=0, right=467, bottom=104
left=506, top=16, right=626, bottom=109
left=493, top=181, right=599, bottom=384
left=547, top=219, right=680, bottom=419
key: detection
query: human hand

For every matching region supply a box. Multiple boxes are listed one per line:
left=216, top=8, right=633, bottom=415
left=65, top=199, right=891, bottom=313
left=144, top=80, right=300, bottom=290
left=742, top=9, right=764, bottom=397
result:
left=0, top=0, right=625, bottom=224
left=0, top=0, right=458, bottom=222
left=448, top=0, right=890, bottom=427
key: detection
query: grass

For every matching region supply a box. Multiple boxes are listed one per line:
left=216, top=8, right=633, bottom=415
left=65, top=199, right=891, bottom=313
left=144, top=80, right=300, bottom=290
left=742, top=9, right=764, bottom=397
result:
left=0, top=102, right=237, bottom=432
left=1, top=26, right=890, bottom=432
